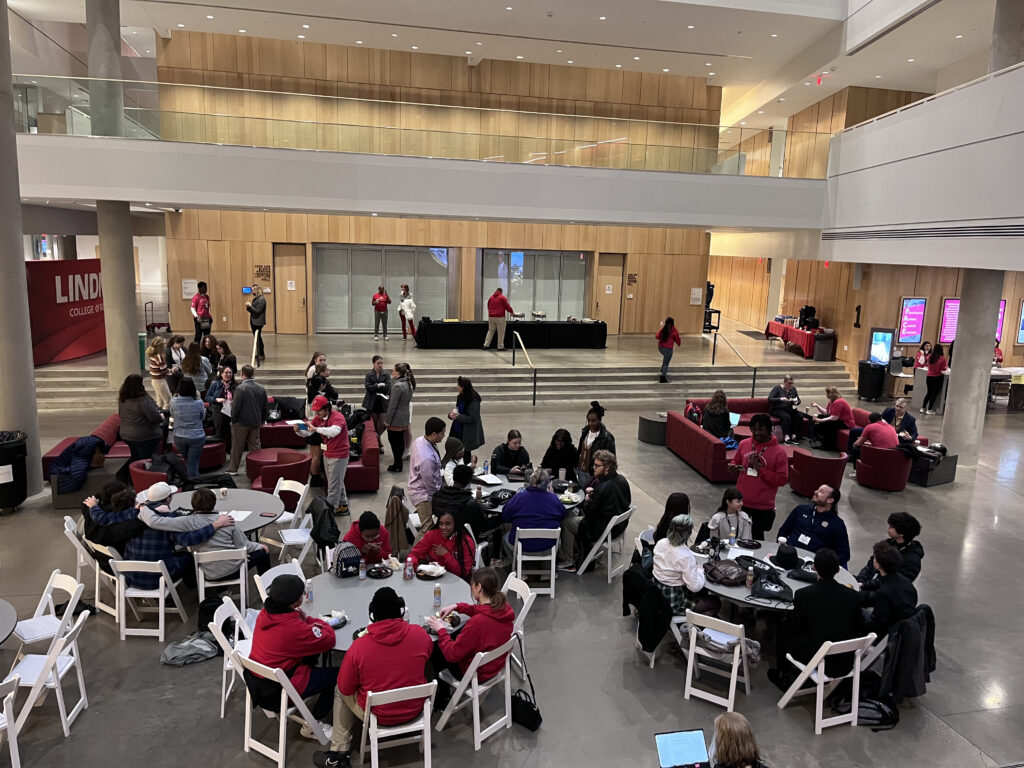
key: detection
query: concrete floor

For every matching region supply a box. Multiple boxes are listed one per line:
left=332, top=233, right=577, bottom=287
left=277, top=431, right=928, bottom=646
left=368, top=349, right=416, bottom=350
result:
left=4, top=332, right=1023, bottom=768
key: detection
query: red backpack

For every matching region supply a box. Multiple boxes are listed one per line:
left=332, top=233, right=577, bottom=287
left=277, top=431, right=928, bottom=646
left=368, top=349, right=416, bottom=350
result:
left=684, top=402, right=703, bottom=425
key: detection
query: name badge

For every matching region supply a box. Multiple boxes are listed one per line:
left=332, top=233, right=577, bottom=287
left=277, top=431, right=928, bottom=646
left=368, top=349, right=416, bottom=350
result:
left=746, top=466, right=759, bottom=477
left=797, top=534, right=811, bottom=546
left=821, top=521, right=829, bottom=528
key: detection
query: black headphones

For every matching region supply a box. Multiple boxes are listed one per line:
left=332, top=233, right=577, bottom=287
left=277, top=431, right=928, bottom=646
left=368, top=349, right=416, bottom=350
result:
left=368, top=593, right=406, bottom=623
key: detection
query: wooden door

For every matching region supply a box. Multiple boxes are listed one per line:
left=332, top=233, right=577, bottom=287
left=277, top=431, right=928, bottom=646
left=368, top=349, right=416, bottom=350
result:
left=274, top=244, right=307, bottom=334
left=595, top=254, right=624, bottom=334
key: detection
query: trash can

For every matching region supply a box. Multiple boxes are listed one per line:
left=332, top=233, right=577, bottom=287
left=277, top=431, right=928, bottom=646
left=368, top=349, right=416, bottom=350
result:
left=138, top=332, right=148, bottom=372
left=0, top=430, right=29, bottom=510
left=857, top=361, right=886, bottom=401
left=813, top=333, right=836, bottom=361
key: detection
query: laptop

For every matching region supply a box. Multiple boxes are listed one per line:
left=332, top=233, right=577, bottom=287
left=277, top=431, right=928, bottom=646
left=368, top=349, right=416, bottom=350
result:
left=655, top=729, right=711, bottom=768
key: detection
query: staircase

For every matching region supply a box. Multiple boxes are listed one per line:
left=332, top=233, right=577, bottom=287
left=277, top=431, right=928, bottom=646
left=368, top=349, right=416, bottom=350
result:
left=36, top=362, right=857, bottom=410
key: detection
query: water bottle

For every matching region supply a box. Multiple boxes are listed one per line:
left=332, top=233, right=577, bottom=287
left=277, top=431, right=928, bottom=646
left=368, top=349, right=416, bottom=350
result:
left=304, top=579, right=313, bottom=604
left=358, top=557, right=367, bottom=580
left=433, top=584, right=442, bottom=612
left=483, top=460, right=489, bottom=475
left=745, top=567, right=755, bottom=589
left=729, top=526, right=737, bottom=547
left=404, top=556, right=415, bottom=580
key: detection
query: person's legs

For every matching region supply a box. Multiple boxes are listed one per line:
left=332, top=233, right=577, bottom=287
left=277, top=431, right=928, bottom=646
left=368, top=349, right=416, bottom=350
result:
left=193, top=316, right=203, bottom=344
left=819, top=421, right=841, bottom=450
left=415, top=500, right=433, bottom=533
left=245, top=425, right=261, bottom=452
left=497, top=316, right=508, bottom=350
left=407, top=317, right=417, bottom=338
left=152, top=377, right=172, bottom=411
left=659, top=346, right=672, bottom=377
left=743, top=506, right=776, bottom=541
left=558, top=514, right=582, bottom=564
left=846, top=427, right=864, bottom=455
left=228, top=423, right=246, bottom=472
left=387, top=429, right=405, bottom=471
left=302, top=666, right=342, bottom=721
left=335, top=456, right=349, bottom=510
left=324, top=456, right=342, bottom=510
left=790, top=408, right=806, bottom=438
left=247, top=547, right=271, bottom=575
left=374, top=311, right=382, bottom=337
left=773, top=410, right=792, bottom=440
left=175, top=437, right=200, bottom=479
left=399, top=310, right=407, bottom=339
left=329, top=689, right=365, bottom=754
left=168, top=553, right=197, bottom=589
left=483, top=318, right=497, bottom=348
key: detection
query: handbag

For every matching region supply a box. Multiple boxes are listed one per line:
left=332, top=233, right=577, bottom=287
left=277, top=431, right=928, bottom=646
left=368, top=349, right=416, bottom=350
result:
left=733, top=555, right=772, bottom=573
left=510, top=634, right=542, bottom=731
left=702, top=559, right=746, bottom=587
left=198, top=317, right=212, bottom=331
left=749, top=567, right=794, bottom=602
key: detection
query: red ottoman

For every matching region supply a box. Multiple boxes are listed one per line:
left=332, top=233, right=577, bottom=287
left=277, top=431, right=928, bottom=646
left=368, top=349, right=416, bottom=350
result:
left=249, top=450, right=312, bottom=510
left=169, top=440, right=226, bottom=471
left=129, top=459, right=169, bottom=491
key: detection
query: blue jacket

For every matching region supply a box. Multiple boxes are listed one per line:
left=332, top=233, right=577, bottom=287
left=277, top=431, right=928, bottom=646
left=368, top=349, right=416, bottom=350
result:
left=123, top=505, right=214, bottom=589
left=50, top=435, right=108, bottom=495
left=170, top=396, right=207, bottom=440
left=501, top=486, right=566, bottom=552
left=777, top=504, right=851, bottom=568
left=880, top=407, right=918, bottom=440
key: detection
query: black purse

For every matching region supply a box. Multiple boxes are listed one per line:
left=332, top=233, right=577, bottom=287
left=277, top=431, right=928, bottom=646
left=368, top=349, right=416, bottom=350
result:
left=749, top=567, right=794, bottom=603
left=510, top=634, right=542, bottom=731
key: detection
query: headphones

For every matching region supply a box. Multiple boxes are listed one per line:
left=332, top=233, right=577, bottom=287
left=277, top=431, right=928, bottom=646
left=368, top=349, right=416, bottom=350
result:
left=368, top=593, right=406, bottom=623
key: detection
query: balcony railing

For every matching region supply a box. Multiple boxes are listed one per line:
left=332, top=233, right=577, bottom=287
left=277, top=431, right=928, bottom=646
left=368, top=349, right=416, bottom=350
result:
left=13, top=74, right=830, bottom=179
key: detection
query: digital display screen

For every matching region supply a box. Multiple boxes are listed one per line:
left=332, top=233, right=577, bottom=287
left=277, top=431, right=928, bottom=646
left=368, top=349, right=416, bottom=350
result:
left=996, top=299, right=1006, bottom=342
left=869, top=329, right=894, bottom=366
left=242, top=286, right=253, bottom=294
left=1017, top=300, right=1024, bottom=345
left=940, top=297, right=1006, bottom=343
left=655, top=730, right=710, bottom=768
left=897, top=297, right=926, bottom=345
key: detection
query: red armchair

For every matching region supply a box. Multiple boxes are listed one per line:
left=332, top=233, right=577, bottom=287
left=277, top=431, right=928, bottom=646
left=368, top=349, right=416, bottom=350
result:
left=855, top=445, right=913, bottom=491
left=169, top=440, right=226, bottom=471
left=345, top=420, right=380, bottom=493
left=129, top=459, right=169, bottom=491
left=836, top=408, right=871, bottom=455
left=788, top=449, right=848, bottom=498
left=259, top=422, right=308, bottom=449
left=249, top=450, right=312, bottom=510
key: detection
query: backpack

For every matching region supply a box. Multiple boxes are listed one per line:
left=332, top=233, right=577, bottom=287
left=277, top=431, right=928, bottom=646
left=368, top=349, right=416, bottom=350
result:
left=703, top=559, right=746, bottom=587
left=160, top=631, right=219, bottom=666
left=830, top=695, right=900, bottom=731
left=684, top=402, right=702, bottom=425
left=309, top=496, right=340, bottom=549
left=331, top=541, right=362, bottom=577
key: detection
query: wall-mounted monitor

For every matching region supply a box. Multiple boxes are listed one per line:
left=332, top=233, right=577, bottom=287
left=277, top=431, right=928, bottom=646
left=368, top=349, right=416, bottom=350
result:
left=869, top=327, right=895, bottom=366
left=1018, top=300, right=1024, bottom=345
left=939, top=297, right=1006, bottom=344
left=996, top=299, right=1007, bottom=342
left=897, top=297, right=926, bottom=344
left=241, top=286, right=253, bottom=295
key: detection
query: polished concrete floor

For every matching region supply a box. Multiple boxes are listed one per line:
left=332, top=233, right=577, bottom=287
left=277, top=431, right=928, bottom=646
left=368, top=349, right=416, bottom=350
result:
left=5, top=338, right=1023, bottom=768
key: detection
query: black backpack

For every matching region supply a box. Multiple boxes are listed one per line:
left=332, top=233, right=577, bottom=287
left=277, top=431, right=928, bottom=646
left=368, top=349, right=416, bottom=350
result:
left=830, top=695, right=900, bottom=731
left=309, top=496, right=340, bottom=549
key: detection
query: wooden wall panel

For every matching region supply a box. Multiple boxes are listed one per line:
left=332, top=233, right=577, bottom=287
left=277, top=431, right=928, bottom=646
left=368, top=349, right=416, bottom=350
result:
left=707, top=255, right=770, bottom=329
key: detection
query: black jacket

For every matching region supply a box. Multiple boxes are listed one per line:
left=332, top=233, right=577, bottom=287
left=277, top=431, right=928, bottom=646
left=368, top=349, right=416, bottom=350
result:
left=577, top=472, right=631, bottom=560
left=856, top=538, right=924, bottom=589
left=430, top=486, right=499, bottom=537
left=879, top=603, right=935, bottom=703
left=451, top=396, right=485, bottom=452
left=246, top=295, right=267, bottom=327
left=701, top=409, right=732, bottom=439
left=880, top=407, right=918, bottom=439
left=768, top=383, right=801, bottom=411
left=490, top=443, right=530, bottom=475
left=862, top=572, right=918, bottom=637
left=231, top=378, right=269, bottom=426
left=577, top=424, right=616, bottom=474
left=361, top=369, right=391, bottom=412
left=540, top=444, right=578, bottom=483
left=785, top=578, right=865, bottom=676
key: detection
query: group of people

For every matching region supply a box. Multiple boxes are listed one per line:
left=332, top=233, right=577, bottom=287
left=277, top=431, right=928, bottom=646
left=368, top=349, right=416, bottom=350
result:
left=188, top=281, right=267, bottom=364
left=370, top=284, right=418, bottom=341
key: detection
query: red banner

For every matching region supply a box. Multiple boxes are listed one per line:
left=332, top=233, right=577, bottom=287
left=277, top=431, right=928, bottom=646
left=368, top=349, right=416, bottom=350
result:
left=26, top=260, right=106, bottom=365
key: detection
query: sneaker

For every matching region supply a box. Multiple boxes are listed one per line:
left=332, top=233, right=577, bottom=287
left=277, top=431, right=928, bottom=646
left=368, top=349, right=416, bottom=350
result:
left=482, top=346, right=490, bottom=350
left=926, top=410, right=936, bottom=415
left=919, top=408, right=925, bottom=413
left=659, top=375, right=668, bottom=383
left=336, top=505, right=349, bottom=516
left=313, top=751, right=351, bottom=768
left=848, top=471, right=858, bottom=479
left=556, top=561, right=577, bottom=573
left=227, top=470, right=239, bottom=476
left=384, top=336, right=389, bottom=341
left=489, top=557, right=509, bottom=568
left=301, top=721, right=332, bottom=741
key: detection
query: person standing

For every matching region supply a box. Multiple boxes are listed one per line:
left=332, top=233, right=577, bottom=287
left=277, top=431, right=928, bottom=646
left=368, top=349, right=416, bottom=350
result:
left=180, top=342, right=213, bottom=397
left=169, top=379, right=207, bottom=480
left=727, top=413, right=788, bottom=540
left=920, top=344, right=948, bottom=415
left=577, top=401, right=616, bottom=487
left=117, top=374, right=164, bottom=463
left=398, top=284, right=417, bottom=340
left=447, top=376, right=484, bottom=459
left=362, top=355, right=390, bottom=449
left=190, top=281, right=213, bottom=344
left=483, top=287, right=514, bottom=351
left=383, top=363, right=415, bottom=472
left=205, top=366, right=236, bottom=452
left=245, top=285, right=267, bottom=365
left=228, top=365, right=269, bottom=475
left=408, top=417, right=446, bottom=528
left=303, top=396, right=350, bottom=516
left=654, top=316, right=681, bottom=383
left=767, top=374, right=804, bottom=445
left=371, top=285, right=391, bottom=341
left=915, top=341, right=932, bottom=368
left=146, top=336, right=172, bottom=411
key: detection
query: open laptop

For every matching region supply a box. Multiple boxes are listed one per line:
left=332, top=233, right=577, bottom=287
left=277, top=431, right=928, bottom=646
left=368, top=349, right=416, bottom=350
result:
left=655, top=729, right=711, bottom=768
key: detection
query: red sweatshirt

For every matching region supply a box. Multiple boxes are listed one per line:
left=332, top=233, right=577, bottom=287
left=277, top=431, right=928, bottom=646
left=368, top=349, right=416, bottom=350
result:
left=337, top=618, right=433, bottom=723
left=826, top=397, right=856, bottom=428
left=249, top=608, right=336, bottom=692
left=487, top=291, right=514, bottom=317
left=342, top=522, right=393, bottom=564
left=654, top=327, right=681, bottom=349
left=372, top=292, right=391, bottom=312
left=436, top=601, right=516, bottom=681
left=312, top=409, right=349, bottom=459
left=729, top=434, right=789, bottom=510
left=409, top=528, right=476, bottom=581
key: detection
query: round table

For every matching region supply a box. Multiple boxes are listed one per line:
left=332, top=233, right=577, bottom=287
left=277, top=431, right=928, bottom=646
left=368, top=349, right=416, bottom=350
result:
left=168, top=488, right=284, bottom=535
left=474, top=473, right=582, bottom=513
left=695, top=546, right=858, bottom=611
left=637, top=411, right=668, bottom=445
left=305, top=571, right=473, bottom=651
left=0, top=599, right=18, bottom=644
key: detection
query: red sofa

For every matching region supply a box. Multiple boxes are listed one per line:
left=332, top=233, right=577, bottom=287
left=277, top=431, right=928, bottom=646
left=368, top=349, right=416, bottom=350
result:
left=345, top=421, right=380, bottom=493
left=42, top=414, right=131, bottom=477
left=250, top=450, right=312, bottom=510
left=855, top=445, right=913, bottom=491
left=260, top=422, right=308, bottom=449
left=666, top=412, right=739, bottom=482
left=685, top=398, right=780, bottom=427
left=789, top=449, right=848, bottom=497
left=129, top=459, right=169, bottom=491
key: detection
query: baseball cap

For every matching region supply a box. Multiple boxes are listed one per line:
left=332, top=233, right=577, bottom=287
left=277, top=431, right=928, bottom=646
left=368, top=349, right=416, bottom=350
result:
left=311, top=395, right=330, bottom=411
left=136, top=481, right=178, bottom=504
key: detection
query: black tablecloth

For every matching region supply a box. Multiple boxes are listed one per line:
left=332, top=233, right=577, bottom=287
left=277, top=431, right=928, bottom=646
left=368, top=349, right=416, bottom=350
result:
left=415, top=320, right=607, bottom=349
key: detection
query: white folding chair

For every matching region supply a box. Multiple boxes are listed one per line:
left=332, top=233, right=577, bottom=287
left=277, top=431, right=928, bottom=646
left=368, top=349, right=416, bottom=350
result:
left=776, top=633, right=877, bottom=734
left=278, top=508, right=314, bottom=565
left=434, top=635, right=516, bottom=750
left=63, top=517, right=118, bottom=622
left=0, top=676, right=20, bottom=768
left=403, top=493, right=422, bottom=540
left=466, top=526, right=489, bottom=570
left=195, top=548, right=249, bottom=614
left=501, top=573, right=536, bottom=677
left=318, top=546, right=336, bottom=575
left=254, top=559, right=304, bottom=603
left=9, top=570, right=84, bottom=673
left=235, top=654, right=330, bottom=768
left=6, top=611, right=89, bottom=738
left=358, top=681, right=437, bottom=768
left=578, top=505, right=635, bottom=583
left=109, top=560, right=189, bottom=642
left=681, top=610, right=752, bottom=712
left=260, top=479, right=311, bottom=555
left=206, top=596, right=254, bottom=718
left=513, top=528, right=560, bottom=599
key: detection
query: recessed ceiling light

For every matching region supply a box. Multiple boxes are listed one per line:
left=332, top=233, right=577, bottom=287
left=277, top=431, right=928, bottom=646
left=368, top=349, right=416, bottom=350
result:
left=145, top=202, right=152, bottom=206
left=757, top=110, right=764, bottom=114
left=298, top=34, right=305, bottom=39
left=177, top=23, right=185, bottom=28
left=412, top=45, right=419, bottom=50
left=615, top=64, right=622, bottom=68
left=237, top=30, right=245, bottom=34
left=357, top=40, right=364, bottom=44
left=516, top=55, right=523, bottom=59
left=371, top=212, right=378, bottom=216
left=392, top=33, right=398, bottom=37
left=907, top=58, right=914, bottom=62
left=505, top=6, right=512, bottom=10
left=708, top=72, right=715, bottom=76
left=954, top=34, right=964, bottom=39
left=687, top=25, right=695, bottom=29
left=567, top=60, right=574, bottom=64
left=706, top=62, right=712, bottom=66
left=145, top=49, right=151, bottom=53
left=476, top=42, right=483, bottom=45
left=662, top=68, right=670, bottom=72
left=740, top=121, right=746, bottom=125
left=302, top=24, right=310, bottom=29
left=778, top=97, right=785, bottom=102
left=598, top=16, right=606, bottom=20
left=465, top=50, right=471, bottom=55
left=770, top=33, right=778, bottom=38
left=206, top=15, right=214, bottom=19
left=633, top=56, right=640, bottom=61
left=31, top=79, right=37, bottom=83
left=556, top=49, right=563, bottom=53
left=874, top=74, right=882, bottom=78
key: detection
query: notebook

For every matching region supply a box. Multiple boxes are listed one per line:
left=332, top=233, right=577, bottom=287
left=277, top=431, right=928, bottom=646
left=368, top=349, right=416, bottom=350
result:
left=655, top=730, right=710, bottom=768
left=227, top=509, right=252, bottom=523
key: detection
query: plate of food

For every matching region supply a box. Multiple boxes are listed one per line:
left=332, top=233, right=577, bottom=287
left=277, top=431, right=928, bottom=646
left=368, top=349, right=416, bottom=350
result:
left=421, top=613, right=462, bottom=634
left=559, top=490, right=582, bottom=505
left=416, top=563, right=446, bottom=580
left=367, top=565, right=393, bottom=579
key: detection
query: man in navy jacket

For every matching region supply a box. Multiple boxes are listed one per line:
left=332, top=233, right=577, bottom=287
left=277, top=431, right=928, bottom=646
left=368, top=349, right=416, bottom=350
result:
left=776, top=483, right=850, bottom=568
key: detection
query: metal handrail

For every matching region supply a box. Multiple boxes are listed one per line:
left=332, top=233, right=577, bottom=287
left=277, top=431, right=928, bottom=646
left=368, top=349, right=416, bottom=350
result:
left=711, top=332, right=758, bottom=398
left=510, top=331, right=538, bottom=407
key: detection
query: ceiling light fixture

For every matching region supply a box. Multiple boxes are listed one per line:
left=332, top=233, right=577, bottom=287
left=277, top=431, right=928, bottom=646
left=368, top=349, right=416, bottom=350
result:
left=177, top=23, right=185, bottom=28
left=770, top=33, right=778, bottom=38
left=476, top=42, right=483, bottom=45
left=757, top=110, right=764, bottom=114
left=237, top=30, right=245, bottom=34
left=465, top=50, right=471, bottom=55
left=740, top=121, right=746, bottom=125
left=687, top=25, right=694, bottom=29
left=298, top=34, right=305, bottom=38
left=357, top=40, right=363, bottom=44
left=705, top=62, right=712, bottom=66
left=708, top=72, right=715, bottom=76
left=516, top=55, right=523, bottom=59
left=954, top=34, right=964, bottom=39
left=206, top=14, right=214, bottom=19
left=778, top=97, right=785, bottom=102
left=874, top=74, right=882, bottom=78
left=804, top=81, right=811, bottom=85
left=662, top=68, right=670, bottom=72
left=412, top=45, right=419, bottom=50
left=371, top=212, right=378, bottom=216
left=567, top=60, right=574, bottom=64
left=633, top=56, right=640, bottom=60
left=392, top=33, right=398, bottom=37
left=302, top=24, right=310, bottom=29
left=145, top=49, right=151, bottom=53
left=598, top=16, right=606, bottom=20
left=615, top=64, right=622, bottom=68
left=505, top=6, right=512, bottom=10
left=907, top=58, right=914, bottom=62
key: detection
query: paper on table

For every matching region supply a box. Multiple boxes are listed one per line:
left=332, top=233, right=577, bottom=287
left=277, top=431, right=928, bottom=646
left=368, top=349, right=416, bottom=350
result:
left=475, top=473, right=502, bottom=485
left=227, top=509, right=252, bottom=523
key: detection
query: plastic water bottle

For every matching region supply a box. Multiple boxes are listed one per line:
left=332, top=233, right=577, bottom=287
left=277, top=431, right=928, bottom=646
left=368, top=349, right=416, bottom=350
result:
left=483, top=460, right=489, bottom=475
left=358, top=557, right=367, bottom=580
left=745, top=567, right=755, bottom=589
left=729, top=526, right=737, bottom=547
left=433, top=584, right=442, bottom=612
left=404, top=556, right=415, bottom=580
left=304, top=579, right=313, bottom=604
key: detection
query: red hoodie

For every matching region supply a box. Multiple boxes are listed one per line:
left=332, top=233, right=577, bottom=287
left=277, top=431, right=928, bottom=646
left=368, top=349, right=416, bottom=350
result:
left=409, top=528, right=476, bottom=581
left=342, top=522, right=393, bottom=564
left=487, top=291, right=514, bottom=317
left=249, top=608, right=336, bottom=692
left=337, top=618, right=434, bottom=723
left=729, top=434, right=789, bottom=510
left=436, top=601, right=516, bottom=681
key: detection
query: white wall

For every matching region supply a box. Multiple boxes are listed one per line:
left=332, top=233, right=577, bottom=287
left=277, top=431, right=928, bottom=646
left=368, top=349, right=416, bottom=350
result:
left=844, top=0, right=932, bottom=52
left=935, top=49, right=990, bottom=92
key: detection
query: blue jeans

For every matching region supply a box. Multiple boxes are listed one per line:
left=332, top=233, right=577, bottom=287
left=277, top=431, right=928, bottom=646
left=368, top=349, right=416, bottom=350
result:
left=175, top=435, right=206, bottom=479
left=658, top=346, right=674, bottom=376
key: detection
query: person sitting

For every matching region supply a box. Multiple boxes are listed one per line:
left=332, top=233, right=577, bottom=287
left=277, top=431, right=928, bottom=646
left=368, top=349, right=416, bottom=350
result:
left=861, top=541, right=918, bottom=637
left=82, top=482, right=145, bottom=559
left=247, top=574, right=338, bottom=734
left=701, top=389, right=734, bottom=440
left=711, top=711, right=770, bottom=768
left=343, top=511, right=393, bottom=565
left=856, top=511, right=924, bottom=589
left=215, top=339, right=237, bottom=374
left=652, top=514, right=719, bottom=616
left=306, top=363, right=339, bottom=413
left=708, top=488, right=753, bottom=542
left=501, top=467, right=566, bottom=559
left=425, top=566, right=515, bottom=707
left=727, top=413, right=788, bottom=540
left=767, top=374, right=804, bottom=446
left=558, top=450, right=631, bottom=572
left=775, top=484, right=850, bottom=568
left=409, top=508, right=476, bottom=581
left=315, top=587, right=434, bottom=768
left=189, top=488, right=271, bottom=578
left=809, top=386, right=855, bottom=451
left=848, top=412, right=899, bottom=469
left=490, top=429, right=530, bottom=476
left=879, top=398, right=918, bottom=442
left=539, top=428, right=578, bottom=483
left=433, top=464, right=502, bottom=555
left=440, top=436, right=476, bottom=487
left=767, top=548, right=864, bottom=692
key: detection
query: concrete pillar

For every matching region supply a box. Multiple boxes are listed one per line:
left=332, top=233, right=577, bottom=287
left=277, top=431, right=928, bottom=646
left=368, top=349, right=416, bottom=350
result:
left=0, top=2, right=43, bottom=494
left=764, top=257, right=786, bottom=327
left=57, top=235, right=78, bottom=260
left=97, top=201, right=140, bottom=386
left=991, top=0, right=1024, bottom=72
left=85, top=0, right=124, bottom=139
left=941, top=268, right=1004, bottom=467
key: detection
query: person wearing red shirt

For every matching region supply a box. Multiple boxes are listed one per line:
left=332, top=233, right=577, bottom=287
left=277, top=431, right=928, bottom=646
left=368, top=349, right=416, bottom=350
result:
left=425, top=566, right=515, bottom=707
left=727, top=414, right=789, bottom=540
left=315, top=587, right=434, bottom=768
left=409, top=508, right=476, bottom=581
left=848, top=412, right=899, bottom=471
left=810, top=386, right=855, bottom=450
left=920, top=344, right=948, bottom=415
left=483, top=287, right=515, bottom=351
left=994, top=338, right=1004, bottom=366
left=654, top=316, right=682, bottom=383
left=371, top=285, right=391, bottom=341
left=247, top=575, right=338, bottom=727
left=190, top=281, right=212, bottom=343
left=342, top=511, right=393, bottom=564
left=300, top=395, right=350, bottom=515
